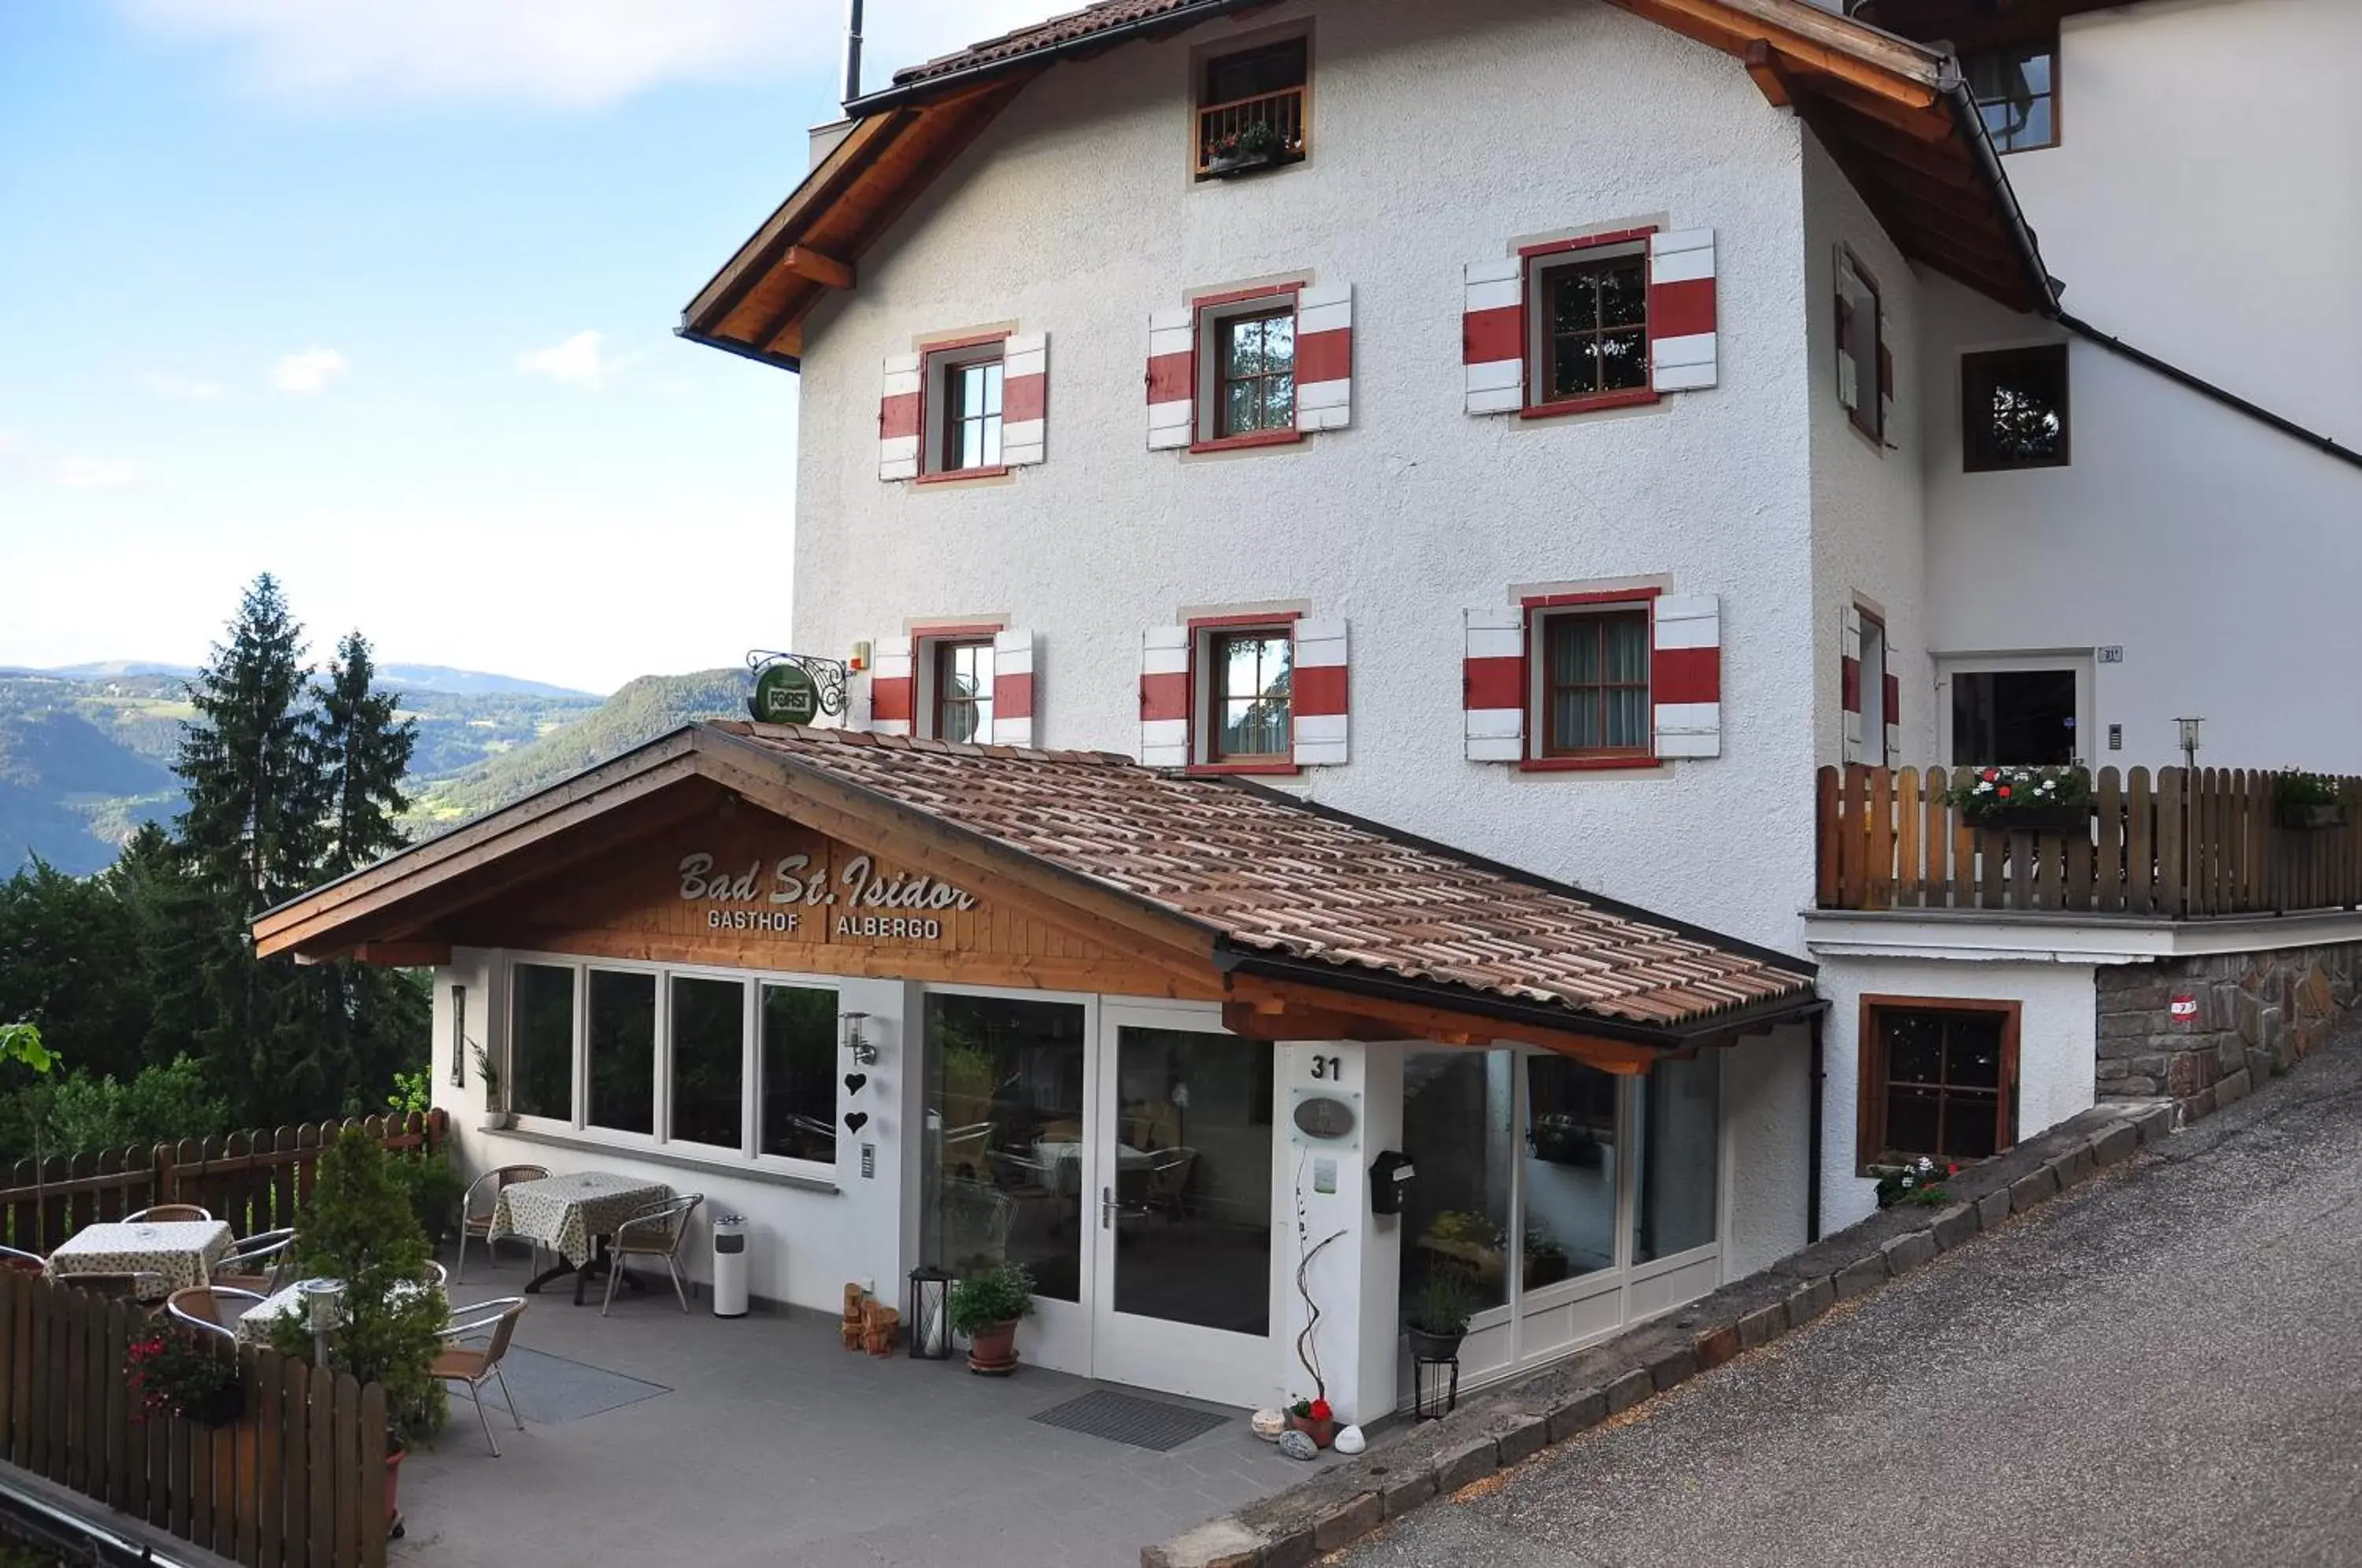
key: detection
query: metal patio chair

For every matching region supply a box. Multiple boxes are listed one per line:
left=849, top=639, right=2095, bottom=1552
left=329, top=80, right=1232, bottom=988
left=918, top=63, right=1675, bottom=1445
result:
left=433, top=1296, right=529, bottom=1455
left=602, top=1194, right=703, bottom=1316
left=165, top=1285, right=266, bottom=1340
left=65, top=1272, right=168, bottom=1304
left=0, top=1244, right=46, bottom=1274
left=124, top=1204, right=213, bottom=1224
left=454, top=1164, right=550, bottom=1284
left=211, top=1227, right=296, bottom=1294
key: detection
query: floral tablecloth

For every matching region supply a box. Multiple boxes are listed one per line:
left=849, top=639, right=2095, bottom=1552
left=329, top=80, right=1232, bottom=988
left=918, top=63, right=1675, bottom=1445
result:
left=489, top=1172, right=672, bottom=1269
left=44, top=1220, right=234, bottom=1301
left=235, top=1277, right=444, bottom=1347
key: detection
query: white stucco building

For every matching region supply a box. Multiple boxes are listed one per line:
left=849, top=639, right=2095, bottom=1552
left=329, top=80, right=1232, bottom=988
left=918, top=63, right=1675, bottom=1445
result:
left=262, top=0, right=2362, bottom=1430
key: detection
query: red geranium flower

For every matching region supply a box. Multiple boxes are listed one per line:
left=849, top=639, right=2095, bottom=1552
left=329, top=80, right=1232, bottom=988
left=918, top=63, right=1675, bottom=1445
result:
left=1997, top=785, right=2012, bottom=799
left=1982, top=768, right=1998, bottom=782
left=1309, top=1398, right=1333, bottom=1422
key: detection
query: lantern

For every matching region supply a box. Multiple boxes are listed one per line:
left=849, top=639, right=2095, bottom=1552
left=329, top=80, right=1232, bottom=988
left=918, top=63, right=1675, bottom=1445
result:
left=907, top=1266, right=953, bottom=1360
left=1409, top=1344, right=1460, bottom=1422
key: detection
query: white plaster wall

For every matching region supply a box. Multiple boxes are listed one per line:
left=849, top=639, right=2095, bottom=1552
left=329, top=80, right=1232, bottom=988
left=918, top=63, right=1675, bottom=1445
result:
left=2012, top=0, right=2362, bottom=444
left=1919, top=274, right=2362, bottom=772
left=429, top=951, right=911, bottom=1315
left=1802, top=133, right=1933, bottom=767
left=1721, top=1024, right=1811, bottom=1281
left=1812, top=955, right=2097, bottom=1234
left=793, top=0, right=1824, bottom=953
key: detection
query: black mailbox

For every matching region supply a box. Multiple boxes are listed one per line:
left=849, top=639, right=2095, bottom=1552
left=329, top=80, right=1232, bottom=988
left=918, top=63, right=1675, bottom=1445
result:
left=1369, top=1150, right=1415, bottom=1215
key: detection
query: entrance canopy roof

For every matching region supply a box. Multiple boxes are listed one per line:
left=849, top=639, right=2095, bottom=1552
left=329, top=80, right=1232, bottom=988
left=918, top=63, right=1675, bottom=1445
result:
left=255, top=724, right=1818, bottom=1071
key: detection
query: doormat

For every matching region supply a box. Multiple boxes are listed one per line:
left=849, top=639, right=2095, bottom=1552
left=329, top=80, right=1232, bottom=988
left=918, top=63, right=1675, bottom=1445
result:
left=1028, top=1391, right=1230, bottom=1452
left=493, top=1346, right=670, bottom=1425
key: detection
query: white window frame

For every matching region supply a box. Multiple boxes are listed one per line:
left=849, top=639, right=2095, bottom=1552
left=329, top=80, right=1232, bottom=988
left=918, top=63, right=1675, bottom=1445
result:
left=1933, top=650, right=2096, bottom=769
left=502, top=951, right=842, bottom=1185
left=921, top=340, right=1008, bottom=478
left=1835, top=247, right=1883, bottom=443
left=1859, top=612, right=1889, bottom=767
left=1194, top=294, right=1300, bottom=443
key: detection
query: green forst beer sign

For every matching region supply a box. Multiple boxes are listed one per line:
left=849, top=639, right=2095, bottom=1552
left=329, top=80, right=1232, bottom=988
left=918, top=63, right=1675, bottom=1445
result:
left=751, top=661, right=820, bottom=725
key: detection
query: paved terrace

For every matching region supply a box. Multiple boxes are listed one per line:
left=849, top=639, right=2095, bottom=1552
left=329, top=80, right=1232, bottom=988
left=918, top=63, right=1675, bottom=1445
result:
left=396, top=1266, right=1332, bottom=1568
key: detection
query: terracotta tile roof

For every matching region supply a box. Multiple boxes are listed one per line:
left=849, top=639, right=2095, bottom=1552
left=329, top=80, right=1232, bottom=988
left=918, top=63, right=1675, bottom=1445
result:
left=716, top=723, right=1814, bottom=1033
left=892, top=0, right=1213, bottom=87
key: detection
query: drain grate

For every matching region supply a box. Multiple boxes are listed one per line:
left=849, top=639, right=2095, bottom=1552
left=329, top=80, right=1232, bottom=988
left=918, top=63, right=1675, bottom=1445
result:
left=1028, top=1390, right=1230, bottom=1452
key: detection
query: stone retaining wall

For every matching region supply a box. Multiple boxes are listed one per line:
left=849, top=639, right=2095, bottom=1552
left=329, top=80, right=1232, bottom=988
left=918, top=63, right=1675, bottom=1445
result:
left=2094, top=941, right=2362, bottom=1122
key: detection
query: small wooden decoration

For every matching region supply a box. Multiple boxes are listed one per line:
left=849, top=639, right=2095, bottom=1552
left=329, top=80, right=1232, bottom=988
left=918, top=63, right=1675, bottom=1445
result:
left=841, top=1283, right=868, bottom=1351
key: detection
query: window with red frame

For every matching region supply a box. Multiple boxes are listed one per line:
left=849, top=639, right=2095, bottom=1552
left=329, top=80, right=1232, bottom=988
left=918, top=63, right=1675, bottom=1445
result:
left=932, top=638, right=994, bottom=744
left=1205, top=628, right=1293, bottom=760
left=1540, top=608, right=1651, bottom=757
left=1214, top=308, right=1296, bottom=438
left=1530, top=248, right=1649, bottom=405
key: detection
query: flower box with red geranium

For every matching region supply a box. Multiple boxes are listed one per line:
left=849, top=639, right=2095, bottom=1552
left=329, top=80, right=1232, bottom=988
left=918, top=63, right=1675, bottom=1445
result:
left=1944, top=765, right=2091, bottom=832
left=127, top=1330, right=243, bottom=1427
left=1285, top=1396, right=1337, bottom=1448
left=1871, top=1155, right=1960, bottom=1209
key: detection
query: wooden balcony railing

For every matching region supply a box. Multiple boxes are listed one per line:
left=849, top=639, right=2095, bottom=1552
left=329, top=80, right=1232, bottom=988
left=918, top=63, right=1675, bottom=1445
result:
left=1195, top=86, right=1308, bottom=177
left=1816, top=766, right=2362, bottom=918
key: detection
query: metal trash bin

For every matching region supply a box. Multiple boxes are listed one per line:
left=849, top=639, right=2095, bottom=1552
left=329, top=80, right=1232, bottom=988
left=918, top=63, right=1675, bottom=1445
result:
left=711, top=1213, right=749, bottom=1318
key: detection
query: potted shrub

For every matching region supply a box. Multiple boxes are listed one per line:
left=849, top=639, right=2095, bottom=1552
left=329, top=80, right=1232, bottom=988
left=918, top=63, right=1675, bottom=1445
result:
left=1403, top=1269, right=1483, bottom=1363
left=268, top=1129, right=447, bottom=1537
left=1871, top=1155, right=1959, bottom=1210
left=1945, top=765, right=2092, bottom=833
left=947, top=1262, right=1034, bottom=1376
left=126, top=1329, right=243, bottom=1427
left=2272, top=769, right=2348, bottom=830
left=1205, top=119, right=1291, bottom=176
left=472, top=1041, right=512, bottom=1130
left=1284, top=1396, right=1337, bottom=1448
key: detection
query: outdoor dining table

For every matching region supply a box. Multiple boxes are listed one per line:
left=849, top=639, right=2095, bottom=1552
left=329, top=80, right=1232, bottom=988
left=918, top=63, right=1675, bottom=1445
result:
left=43, top=1219, right=234, bottom=1301
left=488, top=1170, right=673, bottom=1306
left=234, top=1276, right=446, bottom=1347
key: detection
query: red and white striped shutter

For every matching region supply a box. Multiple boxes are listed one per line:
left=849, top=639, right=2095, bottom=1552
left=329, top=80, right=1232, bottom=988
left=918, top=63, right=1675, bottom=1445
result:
left=871, top=634, right=914, bottom=737
left=991, top=627, right=1038, bottom=749
left=1291, top=619, right=1349, bottom=766
left=1004, top=335, right=1047, bottom=467
left=1649, top=230, right=1717, bottom=394
left=1464, top=608, right=1526, bottom=762
left=1463, top=259, right=1523, bottom=415
left=1883, top=668, right=1902, bottom=762
left=1651, top=595, right=1722, bottom=759
left=1139, top=626, right=1190, bottom=767
left=879, top=353, right=921, bottom=481
left=1839, top=605, right=1864, bottom=764
left=1147, top=309, right=1194, bottom=451
left=1295, top=285, right=1353, bottom=431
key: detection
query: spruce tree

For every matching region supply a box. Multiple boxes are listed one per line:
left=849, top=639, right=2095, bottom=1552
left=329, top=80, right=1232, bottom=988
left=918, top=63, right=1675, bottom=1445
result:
left=176, top=574, right=320, bottom=916
left=313, top=631, right=416, bottom=879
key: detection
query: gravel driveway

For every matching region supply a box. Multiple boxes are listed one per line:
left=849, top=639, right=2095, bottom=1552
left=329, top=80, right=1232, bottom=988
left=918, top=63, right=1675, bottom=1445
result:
left=1341, top=1029, right=2362, bottom=1568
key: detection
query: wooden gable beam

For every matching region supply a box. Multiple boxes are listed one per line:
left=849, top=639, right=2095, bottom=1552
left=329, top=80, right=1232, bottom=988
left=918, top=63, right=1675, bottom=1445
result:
left=1744, top=39, right=1795, bottom=109
left=1224, top=974, right=1665, bottom=1074
left=783, top=246, right=854, bottom=290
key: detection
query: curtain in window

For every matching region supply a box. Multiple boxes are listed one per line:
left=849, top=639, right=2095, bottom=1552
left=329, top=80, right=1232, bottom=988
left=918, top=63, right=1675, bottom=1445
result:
left=1550, top=615, right=1649, bottom=751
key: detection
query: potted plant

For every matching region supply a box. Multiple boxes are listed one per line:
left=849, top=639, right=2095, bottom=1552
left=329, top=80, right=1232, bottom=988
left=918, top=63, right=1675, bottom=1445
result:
left=2272, top=769, right=2348, bottom=830
left=1871, top=1154, right=1959, bottom=1210
left=1284, top=1396, right=1337, bottom=1448
left=268, top=1129, right=447, bottom=1537
left=946, top=1262, right=1035, bottom=1376
left=1403, top=1269, right=1483, bottom=1363
left=126, top=1329, right=243, bottom=1427
left=472, top=1041, right=512, bottom=1130
left=1205, top=118, right=1290, bottom=176
left=1945, top=765, right=2093, bottom=833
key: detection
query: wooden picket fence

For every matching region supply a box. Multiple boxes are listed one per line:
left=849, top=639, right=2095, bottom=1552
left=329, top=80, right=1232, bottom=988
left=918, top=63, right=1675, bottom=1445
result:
left=0, top=1270, right=389, bottom=1568
left=1817, top=766, right=2362, bottom=916
left=2, top=1111, right=447, bottom=1256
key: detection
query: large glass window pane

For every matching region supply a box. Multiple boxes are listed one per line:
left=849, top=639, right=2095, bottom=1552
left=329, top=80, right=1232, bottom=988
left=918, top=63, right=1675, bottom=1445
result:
left=509, top=963, right=575, bottom=1122
left=1214, top=631, right=1292, bottom=760
left=1633, top=1052, right=1719, bottom=1263
left=921, top=993, right=1089, bottom=1304
left=1522, top=1056, right=1619, bottom=1286
left=1401, top=1050, right=1514, bottom=1314
left=587, top=969, right=655, bottom=1136
left=761, top=984, right=838, bottom=1163
left=669, top=976, right=743, bottom=1150
left=1109, top=1027, right=1272, bottom=1335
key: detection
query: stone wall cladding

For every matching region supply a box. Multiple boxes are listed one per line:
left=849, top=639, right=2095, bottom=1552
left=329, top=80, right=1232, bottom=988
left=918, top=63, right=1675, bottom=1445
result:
left=2094, top=941, right=2362, bottom=1122
left=1141, top=1100, right=2178, bottom=1568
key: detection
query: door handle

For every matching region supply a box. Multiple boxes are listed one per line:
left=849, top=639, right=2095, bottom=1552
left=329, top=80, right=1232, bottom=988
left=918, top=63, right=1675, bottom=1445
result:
left=1101, top=1185, right=1114, bottom=1230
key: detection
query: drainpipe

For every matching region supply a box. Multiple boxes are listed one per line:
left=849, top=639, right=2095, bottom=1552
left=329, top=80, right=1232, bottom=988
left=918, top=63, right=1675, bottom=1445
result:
left=1806, top=1011, right=1826, bottom=1244
left=842, top=0, right=865, bottom=109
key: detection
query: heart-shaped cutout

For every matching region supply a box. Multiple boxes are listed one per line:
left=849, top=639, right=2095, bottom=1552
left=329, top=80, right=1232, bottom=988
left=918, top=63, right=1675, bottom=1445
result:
left=844, top=1072, right=868, bottom=1096
left=843, top=1111, right=869, bottom=1134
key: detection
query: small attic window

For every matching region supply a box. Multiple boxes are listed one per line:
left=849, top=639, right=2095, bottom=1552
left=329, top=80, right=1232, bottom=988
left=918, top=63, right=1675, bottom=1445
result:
left=1196, top=36, right=1309, bottom=179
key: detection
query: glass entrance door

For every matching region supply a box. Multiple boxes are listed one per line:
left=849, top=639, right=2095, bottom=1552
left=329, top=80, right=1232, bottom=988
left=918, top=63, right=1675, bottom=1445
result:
left=1090, top=1007, right=1276, bottom=1407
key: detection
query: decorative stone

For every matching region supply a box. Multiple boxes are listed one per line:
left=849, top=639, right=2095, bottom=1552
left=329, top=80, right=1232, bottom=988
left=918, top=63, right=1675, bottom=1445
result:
left=1250, top=1408, right=1286, bottom=1443
left=1334, top=1424, right=1367, bottom=1455
left=1277, top=1429, right=1320, bottom=1462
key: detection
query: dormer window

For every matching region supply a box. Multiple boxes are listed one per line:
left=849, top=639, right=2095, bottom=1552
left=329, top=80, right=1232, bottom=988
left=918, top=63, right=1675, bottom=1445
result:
left=1196, top=36, right=1309, bottom=179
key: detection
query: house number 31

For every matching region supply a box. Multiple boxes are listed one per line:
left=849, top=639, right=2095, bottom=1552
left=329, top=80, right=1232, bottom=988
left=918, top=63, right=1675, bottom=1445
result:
left=1308, top=1054, right=1343, bottom=1082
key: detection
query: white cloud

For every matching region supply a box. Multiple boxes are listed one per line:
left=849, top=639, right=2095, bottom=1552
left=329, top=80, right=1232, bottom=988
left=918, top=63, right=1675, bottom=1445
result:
left=117, top=0, right=1057, bottom=109
left=137, top=371, right=226, bottom=401
left=516, top=331, right=625, bottom=390
left=52, top=456, right=147, bottom=492
left=270, top=346, right=350, bottom=394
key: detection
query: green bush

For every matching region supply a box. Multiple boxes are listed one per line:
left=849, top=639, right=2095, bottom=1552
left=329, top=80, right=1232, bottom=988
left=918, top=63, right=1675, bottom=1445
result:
left=1403, top=1270, right=1483, bottom=1337
left=391, top=1148, right=467, bottom=1248
left=36, top=1056, right=228, bottom=1157
left=947, top=1263, right=1035, bottom=1333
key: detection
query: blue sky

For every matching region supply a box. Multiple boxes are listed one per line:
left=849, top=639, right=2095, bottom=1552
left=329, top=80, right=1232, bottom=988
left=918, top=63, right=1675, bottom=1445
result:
left=0, top=0, right=1041, bottom=693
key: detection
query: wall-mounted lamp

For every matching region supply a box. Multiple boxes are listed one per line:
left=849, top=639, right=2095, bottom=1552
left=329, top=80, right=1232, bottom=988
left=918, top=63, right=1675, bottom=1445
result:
left=842, top=1011, right=878, bottom=1067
